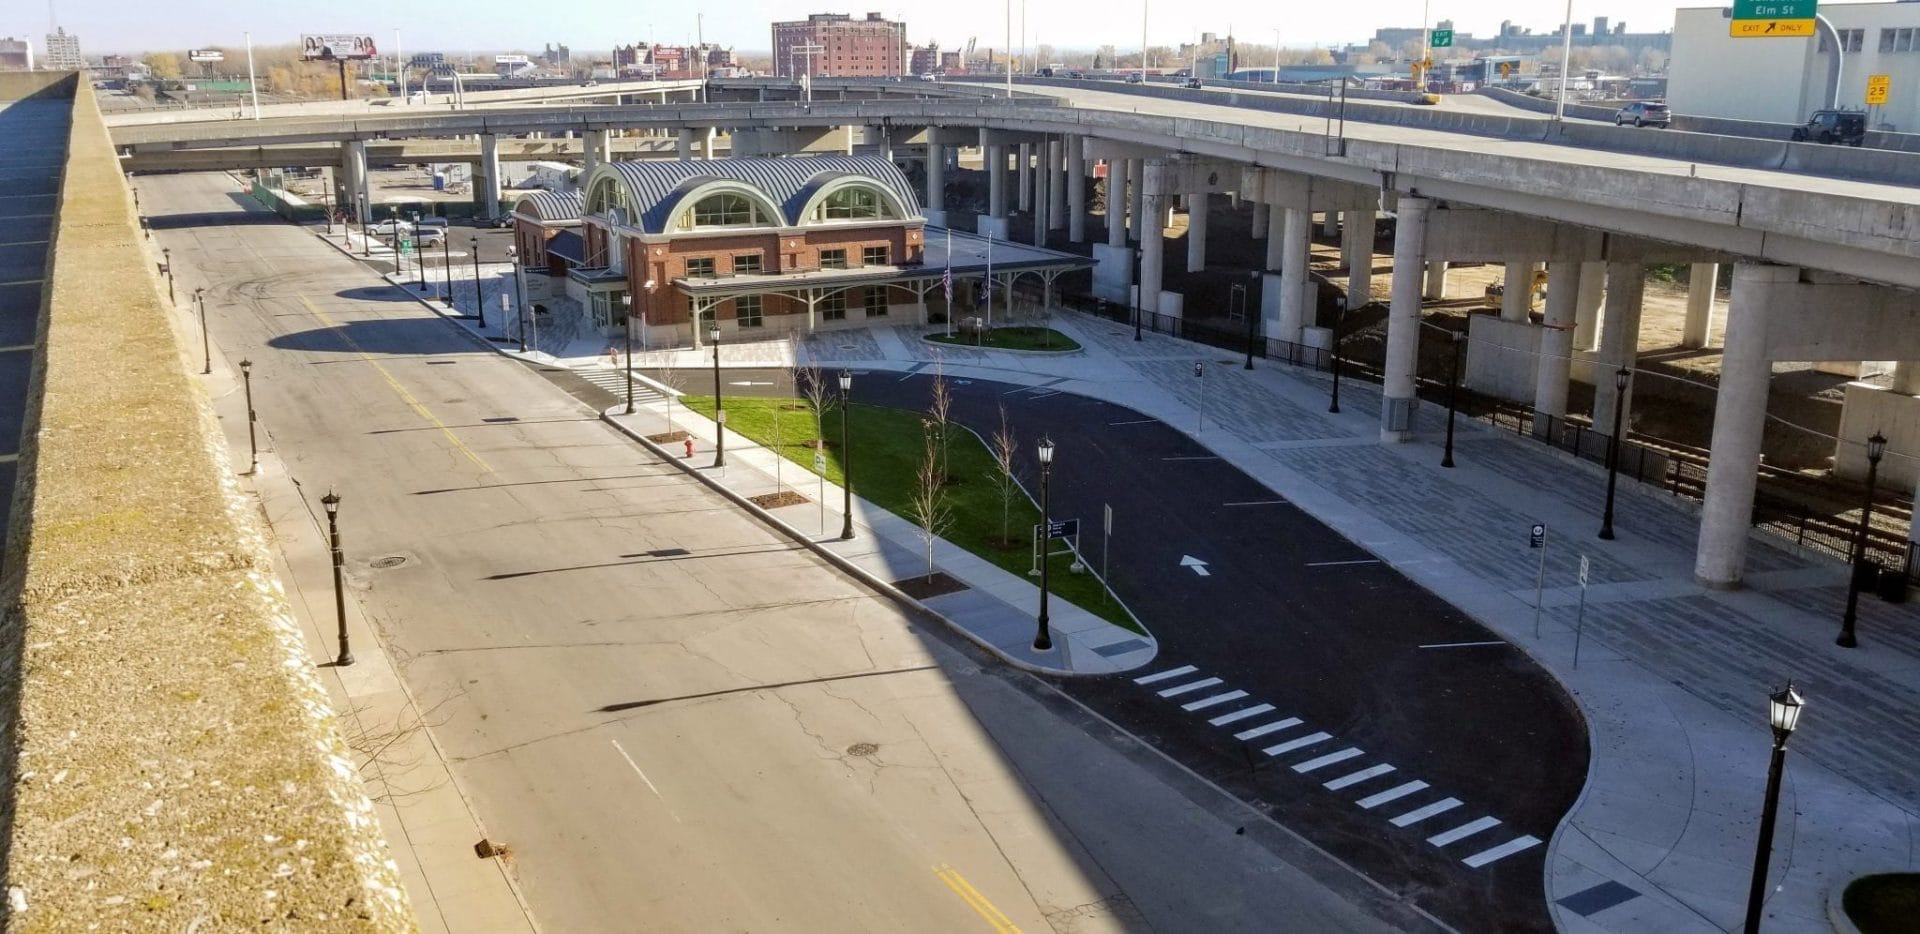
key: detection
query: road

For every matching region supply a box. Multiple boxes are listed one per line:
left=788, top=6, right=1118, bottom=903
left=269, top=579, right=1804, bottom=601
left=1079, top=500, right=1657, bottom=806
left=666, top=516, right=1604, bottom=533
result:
left=677, top=366, right=1588, bottom=932
left=145, top=170, right=1444, bottom=933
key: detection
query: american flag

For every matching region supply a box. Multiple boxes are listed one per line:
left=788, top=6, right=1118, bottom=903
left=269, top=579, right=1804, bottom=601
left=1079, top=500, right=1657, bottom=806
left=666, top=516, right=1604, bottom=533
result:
left=943, top=267, right=952, bottom=304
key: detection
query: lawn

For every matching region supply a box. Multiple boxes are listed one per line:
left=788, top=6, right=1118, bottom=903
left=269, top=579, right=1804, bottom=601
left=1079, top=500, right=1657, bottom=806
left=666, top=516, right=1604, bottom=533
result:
left=1846, top=874, right=1920, bottom=934
left=927, top=326, right=1082, bottom=352
left=682, top=395, right=1140, bottom=633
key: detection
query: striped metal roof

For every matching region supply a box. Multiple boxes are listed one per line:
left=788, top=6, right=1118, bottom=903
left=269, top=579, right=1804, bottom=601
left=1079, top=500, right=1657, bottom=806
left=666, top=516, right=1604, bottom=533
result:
left=588, top=155, right=922, bottom=234
left=512, top=189, right=584, bottom=223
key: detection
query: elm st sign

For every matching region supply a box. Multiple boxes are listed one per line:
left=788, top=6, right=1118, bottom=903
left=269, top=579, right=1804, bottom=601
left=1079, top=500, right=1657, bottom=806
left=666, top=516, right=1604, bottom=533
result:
left=1731, top=0, right=1816, bottom=38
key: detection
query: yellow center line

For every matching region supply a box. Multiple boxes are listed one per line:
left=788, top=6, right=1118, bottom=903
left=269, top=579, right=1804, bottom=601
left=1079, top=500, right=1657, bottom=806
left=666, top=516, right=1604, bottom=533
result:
left=298, top=295, right=493, bottom=475
left=933, top=864, right=1021, bottom=934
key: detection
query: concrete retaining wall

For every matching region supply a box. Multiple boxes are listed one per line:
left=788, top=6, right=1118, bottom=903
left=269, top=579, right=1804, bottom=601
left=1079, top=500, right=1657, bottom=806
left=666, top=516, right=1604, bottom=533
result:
left=0, top=72, right=412, bottom=931
left=1464, top=314, right=1542, bottom=405
left=1478, top=84, right=1920, bottom=154
left=1836, top=383, right=1920, bottom=489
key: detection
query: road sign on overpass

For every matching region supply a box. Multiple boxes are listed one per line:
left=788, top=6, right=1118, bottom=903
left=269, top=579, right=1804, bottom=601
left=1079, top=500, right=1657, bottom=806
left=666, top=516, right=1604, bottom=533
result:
left=1730, top=0, right=1816, bottom=37
left=1430, top=29, right=1454, bottom=49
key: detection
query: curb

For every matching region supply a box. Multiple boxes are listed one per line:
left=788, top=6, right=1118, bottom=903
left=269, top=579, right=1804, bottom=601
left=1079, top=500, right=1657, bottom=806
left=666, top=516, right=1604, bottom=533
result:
left=920, top=332, right=1085, bottom=356
left=598, top=408, right=1103, bottom=679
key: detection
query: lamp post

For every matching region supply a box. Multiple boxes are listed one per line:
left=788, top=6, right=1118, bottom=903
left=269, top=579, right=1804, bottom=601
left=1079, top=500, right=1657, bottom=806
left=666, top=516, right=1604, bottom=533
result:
left=509, top=247, right=525, bottom=352
left=440, top=233, right=454, bottom=306
left=321, top=491, right=355, bottom=668
left=1034, top=436, right=1056, bottom=651
left=195, top=287, right=210, bottom=375
left=622, top=294, right=635, bottom=414
left=416, top=229, right=429, bottom=292
left=161, top=247, right=175, bottom=305
left=1328, top=305, right=1343, bottom=414
left=1442, top=330, right=1464, bottom=468
left=239, top=358, right=258, bottom=475
left=1837, top=431, right=1888, bottom=648
left=1743, top=681, right=1805, bottom=934
left=1599, top=367, right=1631, bottom=540
left=709, top=324, right=726, bottom=468
left=1234, top=280, right=1253, bottom=370
left=470, top=236, right=485, bottom=327
left=838, top=369, right=855, bottom=540
left=1132, top=247, right=1144, bottom=341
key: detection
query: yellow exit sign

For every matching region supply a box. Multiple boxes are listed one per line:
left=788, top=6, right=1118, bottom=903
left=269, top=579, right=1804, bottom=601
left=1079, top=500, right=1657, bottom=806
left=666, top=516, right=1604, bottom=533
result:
left=1731, top=18, right=1815, bottom=37
left=1867, top=74, right=1891, bottom=105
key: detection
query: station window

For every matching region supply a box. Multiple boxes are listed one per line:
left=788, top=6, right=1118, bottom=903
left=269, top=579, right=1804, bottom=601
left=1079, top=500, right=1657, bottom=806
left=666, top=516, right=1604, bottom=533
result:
left=732, top=254, right=763, bottom=275
left=821, top=292, right=848, bottom=320
left=864, top=287, right=889, bottom=317
left=819, top=248, right=848, bottom=269
left=685, top=257, right=717, bottom=278
left=862, top=245, right=890, bottom=266
left=736, top=295, right=764, bottom=328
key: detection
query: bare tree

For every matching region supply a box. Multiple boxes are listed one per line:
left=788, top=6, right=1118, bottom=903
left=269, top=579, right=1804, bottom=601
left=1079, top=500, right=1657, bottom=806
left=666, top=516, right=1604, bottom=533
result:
left=987, top=404, right=1020, bottom=547
left=652, top=350, right=690, bottom=435
left=797, top=356, right=833, bottom=452
left=926, top=355, right=953, bottom=484
left=910, top=419, right=953, bottom=581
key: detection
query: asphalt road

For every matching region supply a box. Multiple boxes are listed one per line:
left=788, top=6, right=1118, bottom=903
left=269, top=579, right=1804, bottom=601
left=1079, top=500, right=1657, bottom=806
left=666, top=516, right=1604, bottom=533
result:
left=697, top=366, right=1589, bottom=932
left=144, top=170, right=1446, bottom=934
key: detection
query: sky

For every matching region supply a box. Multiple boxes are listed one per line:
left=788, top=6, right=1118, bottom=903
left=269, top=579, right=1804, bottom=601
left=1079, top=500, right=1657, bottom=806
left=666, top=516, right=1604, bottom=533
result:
left=10, top=0, right=1748, bottom=55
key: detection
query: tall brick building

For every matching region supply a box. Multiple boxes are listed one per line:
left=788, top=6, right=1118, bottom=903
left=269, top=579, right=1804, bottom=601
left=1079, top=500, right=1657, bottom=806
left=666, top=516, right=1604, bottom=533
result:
left=772, top=13, right=906, bottom=78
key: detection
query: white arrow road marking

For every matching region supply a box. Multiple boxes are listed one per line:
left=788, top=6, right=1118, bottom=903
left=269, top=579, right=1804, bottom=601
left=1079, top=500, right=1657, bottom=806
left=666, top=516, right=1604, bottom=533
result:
left=1180, top=555, right=1211, bottom=576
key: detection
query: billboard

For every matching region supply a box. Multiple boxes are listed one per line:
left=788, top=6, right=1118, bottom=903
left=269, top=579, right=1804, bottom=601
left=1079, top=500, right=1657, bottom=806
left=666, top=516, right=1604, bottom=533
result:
left=188, top=49, right=225, bottom=63
left=301, top=34, right=379, bottom=61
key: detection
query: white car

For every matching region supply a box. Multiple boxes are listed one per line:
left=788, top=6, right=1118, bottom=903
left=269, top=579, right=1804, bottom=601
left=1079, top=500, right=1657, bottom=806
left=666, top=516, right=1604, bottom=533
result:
left=409, top=226, right=446, bottom=246
left=366, top=219, right=413, bottom=236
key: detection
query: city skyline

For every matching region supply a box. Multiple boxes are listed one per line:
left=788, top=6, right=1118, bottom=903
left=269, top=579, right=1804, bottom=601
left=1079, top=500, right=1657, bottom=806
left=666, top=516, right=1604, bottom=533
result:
left=10, top=0, right=1719, bottom=55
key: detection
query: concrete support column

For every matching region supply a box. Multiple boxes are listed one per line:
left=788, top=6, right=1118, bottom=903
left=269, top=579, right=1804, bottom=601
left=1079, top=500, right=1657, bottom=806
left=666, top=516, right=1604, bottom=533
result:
left=1382, top=196, right=1431, bottom=443
left=677, top=127, right=694, bottom=160
left=926, top=142, right=946, bottom=213
left=1186, top=194, right=1209, bottom=273
left=1321, top=210, right=1340, bottom=237
left=1105, top=158, right=1127, bottom=248
left=1574, top=261, right=1606, bottom=351
left=1066, top=136, right=1087, bottom=242
left=1696, top=264, right=1795, bottom=588
left=1031, top=151, right=1050, bottom=247
left=1681, top=263, right=1720, bottom=348
left=1423, top=261, right=1450, bottom=300
left=1894, top=361, right=1920, bottom=396
left=1532, top=262, right=1583, bottom=436
left=1251, top=200, right=1269, bottom=238
left=343, top=141, right=371, bottom=224
left=703, top=128, right=717, bottom=161
left=1263, top=201, right=1285, bottom=271
left=1048, top=138, right=1067, bottom=231
left=1592, top=263, right=1647, bottom=437
left=1017, top=142, right=1033, bottom=212
left=987, top=144, right=1007, bottom=218
left=1139, top=162, right=1168, bottom=320
left=478, top=133, right=501, bottom=220
left=584, top=129, right=609, bottom=172
left=1277, top=207, right=1311, bottom=342
left=1129, top=158, right=1145, bottom=242
left=1501, top=261, right=1533, bottom=321
left=1343, top=213, right=1373, bottom=309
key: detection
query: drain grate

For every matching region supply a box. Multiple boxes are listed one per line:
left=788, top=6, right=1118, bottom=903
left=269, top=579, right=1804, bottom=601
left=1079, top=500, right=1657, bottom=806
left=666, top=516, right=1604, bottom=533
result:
left=846, top=742, right=879, bottom=757
left=370, top=555, right=409, bottom=569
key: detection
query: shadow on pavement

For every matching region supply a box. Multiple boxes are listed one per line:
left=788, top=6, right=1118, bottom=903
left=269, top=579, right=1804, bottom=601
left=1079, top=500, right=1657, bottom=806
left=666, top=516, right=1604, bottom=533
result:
left=269, top=316, right=484, bottom=357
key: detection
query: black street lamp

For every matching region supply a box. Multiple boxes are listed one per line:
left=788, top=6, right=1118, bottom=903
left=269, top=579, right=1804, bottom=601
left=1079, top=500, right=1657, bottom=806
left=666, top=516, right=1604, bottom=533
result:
left=1328, top=305, right=1344, bottom=414
left=621, top=294, right=635, bottom=415
left=239, top=359, right=258, bottom=475
left=195, top=287, right=210, bottom=375
left=360, top=213, right=370, bottom=258
left=1034, top=437, right=1056, bottom=651
left=1599, top=367, right=1632, bottom=540
left=1442, top=330, right=1464, bottom=468
left=1133, top=248, right=1144, bottom=341
left=321, top=491, right=355, bottom=668
left=1236, top=279, right=1254, bottom=370
left=1837, top=431, right=1888, bottom=648
left=470, top=236, right=485, bottom=328
left=839, top=369, right=855, bottom=540
left=709, top=324, right=726, bottom=468
left=440, top=233, right=454, bottom=306
left=1742, top=681, right=1805, bottom=934
left=161, top=247, right=175, bottom=305
left=507, top=246, right=523, bottom=352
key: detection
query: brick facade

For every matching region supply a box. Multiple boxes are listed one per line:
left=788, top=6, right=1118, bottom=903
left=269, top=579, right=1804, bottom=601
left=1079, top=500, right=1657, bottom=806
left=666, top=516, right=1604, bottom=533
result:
left=772, top=13, right=907, bottom=78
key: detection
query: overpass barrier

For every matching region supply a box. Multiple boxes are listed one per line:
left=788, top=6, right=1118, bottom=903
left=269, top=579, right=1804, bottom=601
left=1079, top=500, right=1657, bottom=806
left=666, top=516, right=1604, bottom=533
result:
left=1478, top=84, right=1920, bottom=154
left=0, top=72, right=411, bottom=930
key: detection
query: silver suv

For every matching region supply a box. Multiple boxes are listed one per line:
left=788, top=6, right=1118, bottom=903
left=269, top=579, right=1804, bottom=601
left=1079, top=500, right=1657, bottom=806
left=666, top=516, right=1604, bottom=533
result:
left=1614, top=101, right=1671, bottom=128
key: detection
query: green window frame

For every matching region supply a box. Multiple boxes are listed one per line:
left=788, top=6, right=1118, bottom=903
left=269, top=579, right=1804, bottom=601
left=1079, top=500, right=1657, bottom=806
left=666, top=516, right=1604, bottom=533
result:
left=819, top=248, right=847, bottom=270
left=736, top=295, right=764, bottom=328
left=685, top=257, right=717, bottom=278
left=821, top=292, right=847, bottom=321
left=864, top=287, right=888, bottom=317
left=861, top=245, right=889, bottom=266
left=732, top=254, right=763, bottom=275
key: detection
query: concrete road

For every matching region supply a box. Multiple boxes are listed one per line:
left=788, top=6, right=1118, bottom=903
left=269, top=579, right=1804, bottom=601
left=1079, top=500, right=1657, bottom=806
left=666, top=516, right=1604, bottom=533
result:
left=143, top=170, right=1444, bottom=933
left=670, top=367, right=1586, bottom=932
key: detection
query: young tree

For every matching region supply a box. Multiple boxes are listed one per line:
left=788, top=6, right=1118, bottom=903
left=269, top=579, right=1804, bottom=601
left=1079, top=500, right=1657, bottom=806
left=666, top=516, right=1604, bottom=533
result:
left=652, top=349, right=689, bottom=434
left=910, top=420, right=953, bottom=581
left=987, top=404, right=1020, bottom=546
left=797, top=352, right=833, bottom=452
left=926, top=355, right=953, bottom=484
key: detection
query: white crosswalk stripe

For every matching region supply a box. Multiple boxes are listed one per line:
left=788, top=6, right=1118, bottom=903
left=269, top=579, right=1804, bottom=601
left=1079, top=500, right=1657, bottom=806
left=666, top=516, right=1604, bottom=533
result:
left=1180, top=690, right=1248, bottom=712
left=1322, top=764, right=1395, bottom=790
left=1207, top=703, right=1275, bottom=726
left=1291, top=748, right=1363, bottom=773
left=1356, top=781, right=1431, bottom=810
left=1427, top=816, right=1502, bottom=848
left=1156, top=677, right=1223, bottom=698
left=1462, top=835, right=1542, bottom=868
left=1389, top=797, right=1463, bottom=827
left=575, top=368, right=666, bottom=402
left=1134, top=664, right=1198, bottom=685
left=1261, top=731, right=1332, bottom=757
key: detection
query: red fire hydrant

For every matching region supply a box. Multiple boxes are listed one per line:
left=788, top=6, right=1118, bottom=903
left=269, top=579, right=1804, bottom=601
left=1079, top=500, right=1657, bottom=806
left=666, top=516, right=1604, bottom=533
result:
left=683, top=438, right=695, bottom=459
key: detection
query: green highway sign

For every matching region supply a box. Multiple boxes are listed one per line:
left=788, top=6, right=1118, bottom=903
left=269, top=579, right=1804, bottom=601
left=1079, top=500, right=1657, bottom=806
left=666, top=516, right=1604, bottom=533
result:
left=1732, top=0, right=1815, bottom=19
left=1430, top=29, right=1454, bottom=48
left=1730, top=0, right=1817, bottom=37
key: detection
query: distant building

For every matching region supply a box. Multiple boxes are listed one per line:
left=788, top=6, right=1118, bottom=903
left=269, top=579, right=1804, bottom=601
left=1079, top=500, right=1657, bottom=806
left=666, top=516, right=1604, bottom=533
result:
left=1668, top=1, right=1920, bottom=130
left=542, top=43, right=571, bottom=66
left=909, top=42, right=940, bottom=75
left=615, top=42, right=734, bottom=79
left=0, top=37, right=32, bottom=72
left=42, top=27, right=81, bottom=71
left=410, top=52, right=445, bottom=68
left=939, top=50, right=967, bottom=74
left=772, top=13, right=907, bottom=78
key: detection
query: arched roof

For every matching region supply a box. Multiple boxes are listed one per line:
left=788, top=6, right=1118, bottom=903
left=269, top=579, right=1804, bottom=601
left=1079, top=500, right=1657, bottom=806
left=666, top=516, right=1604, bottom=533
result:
left=580, top=155, right=923, bottom=234
left=511, top=189, right=584, bottom=224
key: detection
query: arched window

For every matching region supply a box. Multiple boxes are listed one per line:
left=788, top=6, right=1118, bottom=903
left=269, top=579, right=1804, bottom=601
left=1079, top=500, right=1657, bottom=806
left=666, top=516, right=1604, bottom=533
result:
left=815, top=186, right=897, bottom=221
left=684, top=193, right=767, bottom=229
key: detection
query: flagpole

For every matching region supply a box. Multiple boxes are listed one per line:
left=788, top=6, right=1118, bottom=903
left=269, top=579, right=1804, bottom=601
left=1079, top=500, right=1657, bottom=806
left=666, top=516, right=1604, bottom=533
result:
left=945, top=227, right=954, bottom=337
left=986, top=233, right=994, bottom=335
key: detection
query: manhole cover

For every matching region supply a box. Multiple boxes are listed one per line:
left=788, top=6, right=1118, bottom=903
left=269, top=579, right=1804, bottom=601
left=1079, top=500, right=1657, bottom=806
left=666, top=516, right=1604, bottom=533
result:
left=370, top=556, right=409, bottom=569
left=845, top=742, right=879, bottom=757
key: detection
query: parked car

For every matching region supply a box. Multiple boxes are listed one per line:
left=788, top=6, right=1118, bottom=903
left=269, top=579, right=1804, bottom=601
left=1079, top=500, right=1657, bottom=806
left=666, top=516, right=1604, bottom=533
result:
left=1183, top=77, right=1203, bottom=89
left=414, top=215, right=450, bottom=229
left=1064, top=70, right=1084, bottom=79
left=366, top=219, right=413, bottom=236
left=1124, top=73, right=1144, bottom=84
left=1614, top=101, right=1670, bottom=128
left=409, top=226, right=446, bottom=246
left=1791, top=109, right=1866, bottom=146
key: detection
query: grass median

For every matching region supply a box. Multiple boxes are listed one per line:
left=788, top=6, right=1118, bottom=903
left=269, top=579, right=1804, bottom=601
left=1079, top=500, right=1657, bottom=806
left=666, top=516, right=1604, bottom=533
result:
left=682, top=395, right=1140, bottom=634
left=926, top=326, right=1082, bottom=352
